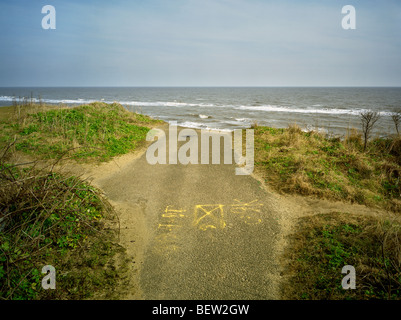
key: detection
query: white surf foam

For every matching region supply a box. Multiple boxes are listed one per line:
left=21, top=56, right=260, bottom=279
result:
left=235, top=104, right=392, bottom=116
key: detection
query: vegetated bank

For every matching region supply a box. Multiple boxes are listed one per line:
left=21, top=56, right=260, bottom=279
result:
left=3, top=100, right=400, bottom=300
left=0, top=101, right=163, bottom=162
left=0, top=102, right=163, bottom=299
left=252, top=122, right=401, bottom=299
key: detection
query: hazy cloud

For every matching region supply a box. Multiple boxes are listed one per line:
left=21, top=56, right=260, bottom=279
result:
left=0, top=0, right=400, bottom=86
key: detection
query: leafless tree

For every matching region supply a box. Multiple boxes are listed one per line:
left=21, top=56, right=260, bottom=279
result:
left=391, top=111, right=401, bottom=136
left=360, top=110, right=380, bottom=151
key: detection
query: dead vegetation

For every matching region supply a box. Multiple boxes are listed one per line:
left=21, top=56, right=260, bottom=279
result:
left=253, top=122, right=401, bottom=213
left=0, top=141, right=128, bottom=300
left=360, top=110, right=381, bottom=152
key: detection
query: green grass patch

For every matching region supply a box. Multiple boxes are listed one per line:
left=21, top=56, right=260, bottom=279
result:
left=0, top=102, right=159, bottom=299
left=282, top=212, right=401, bottom=300
left=0, top=102, right=163, bottom=162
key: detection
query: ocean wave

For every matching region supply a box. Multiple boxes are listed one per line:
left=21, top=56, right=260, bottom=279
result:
left=235, top=104, right=392, bottom=116
left=0, top=96, right=14, bottom=101
left=0, top=96, right=97, bottom=105
left=124, top=101, right=198, bottom=107
left=0, top=94, right=394, bottom=118
left=172, top=121, right=208, bottom=130
left=123, top=101, right=218, bottom=108
left=234, top=118, right=250, bottom=122
left=0, top=96, right=218, bottom=109
left=223, top=120, right=249, bottom=126
left=198, top=114, right=212, bottom=119
left=173, top=121, right=232, bottom=132
left=188, top=113, right=213, bottom=119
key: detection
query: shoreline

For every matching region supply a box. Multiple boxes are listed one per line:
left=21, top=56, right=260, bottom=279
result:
left=2, top=85, right=400, bottom=137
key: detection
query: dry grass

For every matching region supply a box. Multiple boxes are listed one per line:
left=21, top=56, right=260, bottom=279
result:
left=253, top=124, right=401, bottom=212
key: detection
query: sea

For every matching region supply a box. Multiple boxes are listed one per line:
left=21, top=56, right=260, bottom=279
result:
left=0, top=87, right=400, bottom=137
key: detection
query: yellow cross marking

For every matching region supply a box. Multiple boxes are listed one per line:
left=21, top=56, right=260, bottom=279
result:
left=193, top=204, right=226, bottom=230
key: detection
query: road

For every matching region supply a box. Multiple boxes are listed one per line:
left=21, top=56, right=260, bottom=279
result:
left=94, top=124, right=282, bottom=299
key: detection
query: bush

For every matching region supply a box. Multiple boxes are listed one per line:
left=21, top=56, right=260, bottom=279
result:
left=0, top=143, right=125, bottom=300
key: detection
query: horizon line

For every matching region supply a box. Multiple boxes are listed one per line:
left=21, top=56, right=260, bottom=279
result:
left=1, top=86, right=401, bottom=89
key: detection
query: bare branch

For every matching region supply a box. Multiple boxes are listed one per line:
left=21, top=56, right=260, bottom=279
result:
left=360, top=110, right=381, bottom=151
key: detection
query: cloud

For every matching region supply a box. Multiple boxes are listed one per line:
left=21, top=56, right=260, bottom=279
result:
left=0, top=0, right=400, bottom=86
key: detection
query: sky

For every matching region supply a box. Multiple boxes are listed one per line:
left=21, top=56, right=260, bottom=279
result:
left=0, top=0, right=400, bottom=87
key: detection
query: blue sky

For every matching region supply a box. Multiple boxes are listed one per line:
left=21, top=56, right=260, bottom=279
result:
left=0, top=0, right=400, bottom=86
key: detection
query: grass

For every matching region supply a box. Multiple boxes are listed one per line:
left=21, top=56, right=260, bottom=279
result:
left=282, top=212, right=401, bottom=300
left=0, top=102, right=162, bottom=299
left=0, top=153, right=130, bottom=299
left=4, top=102, right=399, bottom=300
left=251, top=123, right=401, bottom=299
left=0, top=102, right=163, bottom=162
left=253, top=124, right=401, bottom=213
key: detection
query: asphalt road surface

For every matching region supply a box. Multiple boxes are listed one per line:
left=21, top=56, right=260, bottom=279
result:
left=96, top=125, right=281, bottom=299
